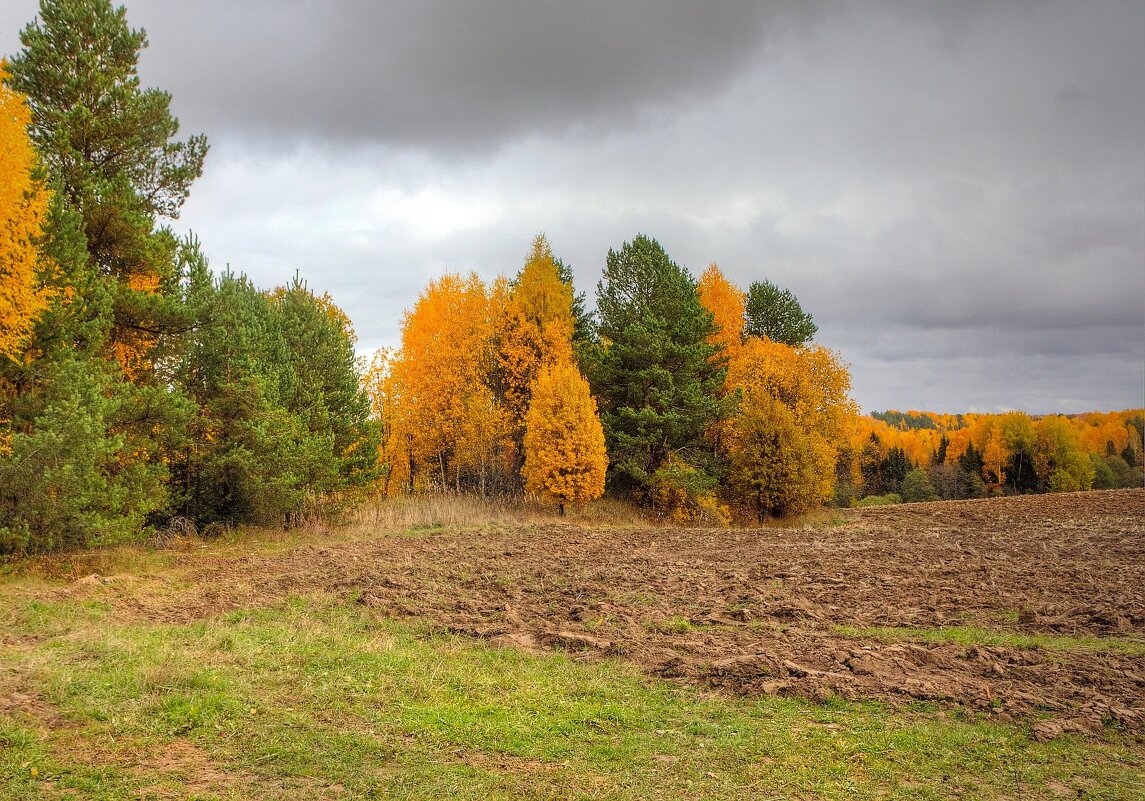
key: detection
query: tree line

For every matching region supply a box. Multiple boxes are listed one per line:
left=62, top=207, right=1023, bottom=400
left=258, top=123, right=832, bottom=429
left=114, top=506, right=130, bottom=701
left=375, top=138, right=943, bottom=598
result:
left=842, top=409, right=1143, bottom=506
left=365, top=234, right=856, bottom=524
left=4, top=1, right=1139, bottom=555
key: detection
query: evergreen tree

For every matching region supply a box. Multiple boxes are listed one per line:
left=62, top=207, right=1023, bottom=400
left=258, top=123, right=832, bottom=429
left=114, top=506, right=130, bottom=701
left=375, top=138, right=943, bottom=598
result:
left=744, top=279, right=817, bottom=346
left=8, top=0, right=208, bottom=376
left=170, top=253, right=377, bottom=527
left=0, top=356, right=168, bottom=553
left=935, top=434, right=950, bottom=464
left=1005, top=448, right=1039, bottom=494
left=880, top=446, right=910, bottom=494
left=0, top=130, right=175, bottom=554
left=588, top=235, right=726, bottom=498
left=272, top=277, right=380, bottom=499
left=859, top=432, right=884, bottom=496
left=958, top=442, right=986, bottom=498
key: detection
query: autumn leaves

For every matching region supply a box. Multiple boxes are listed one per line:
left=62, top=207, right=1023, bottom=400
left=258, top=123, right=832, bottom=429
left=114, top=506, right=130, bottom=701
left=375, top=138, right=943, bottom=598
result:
left=368, top=234, right=857, bottom=522
left=0, top=64, right=52, bottom=362
left=364, top=237, right=607, bottom=510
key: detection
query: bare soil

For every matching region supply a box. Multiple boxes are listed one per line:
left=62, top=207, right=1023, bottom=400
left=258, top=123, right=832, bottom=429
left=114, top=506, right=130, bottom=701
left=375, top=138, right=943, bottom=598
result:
left=53, top=489, right=1145, bottom=741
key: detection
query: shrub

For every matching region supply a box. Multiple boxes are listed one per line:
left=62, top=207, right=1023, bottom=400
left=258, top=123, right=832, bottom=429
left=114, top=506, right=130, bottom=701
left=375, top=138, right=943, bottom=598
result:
left=900, top=468, right=939, bottom=503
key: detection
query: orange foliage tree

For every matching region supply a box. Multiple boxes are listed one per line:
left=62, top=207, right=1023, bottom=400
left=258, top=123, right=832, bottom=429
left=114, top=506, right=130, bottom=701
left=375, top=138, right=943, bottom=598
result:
left=383, top=273, right=510, bottom=492
left=521, top=360, right=607, bottom=514
left=0, top=65, right=52, bottom=362
left=724, top=337, right=856, bottom=518
left=496, top=235, right=575, bottom=434
left=696, top=264, right=745, bottom=357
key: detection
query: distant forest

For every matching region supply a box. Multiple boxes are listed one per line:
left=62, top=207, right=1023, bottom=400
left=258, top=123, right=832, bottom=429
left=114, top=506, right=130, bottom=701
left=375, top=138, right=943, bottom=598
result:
left=850, top=410, right=1143, bottom=506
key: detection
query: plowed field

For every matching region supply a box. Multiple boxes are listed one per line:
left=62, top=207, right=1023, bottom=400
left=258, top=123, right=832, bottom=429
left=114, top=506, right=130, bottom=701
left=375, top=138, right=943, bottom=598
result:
left=48, top=488, right=1145, bottom=742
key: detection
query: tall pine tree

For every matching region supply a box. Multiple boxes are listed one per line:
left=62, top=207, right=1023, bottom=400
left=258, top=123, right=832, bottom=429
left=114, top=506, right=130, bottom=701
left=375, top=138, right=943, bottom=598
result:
left=8, top=0, right=208, bottom=377
left=588, top=235, right=726, bottom=499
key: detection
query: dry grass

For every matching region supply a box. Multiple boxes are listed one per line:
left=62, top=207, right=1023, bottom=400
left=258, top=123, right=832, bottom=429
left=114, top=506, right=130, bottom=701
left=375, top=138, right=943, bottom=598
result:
left=347, top=491, right=651, bottom=533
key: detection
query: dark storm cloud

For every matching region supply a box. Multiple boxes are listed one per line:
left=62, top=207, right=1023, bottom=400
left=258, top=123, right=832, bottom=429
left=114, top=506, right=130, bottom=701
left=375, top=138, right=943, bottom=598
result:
left=114, top=0, right=829, bottom=152
left=2, top=0, right=1142, bottom=413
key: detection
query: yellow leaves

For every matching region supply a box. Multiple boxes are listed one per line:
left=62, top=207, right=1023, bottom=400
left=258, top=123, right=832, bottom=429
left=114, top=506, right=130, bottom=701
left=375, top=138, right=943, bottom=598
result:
left=727, top=338, right=855, bottom=439
left=0, top=64, right=54, bottom=361
left=367, top=236, right=587, bottom=496
left=374, top=271, right=522, bottom=492
left=697, top=264, right=744, bottom=358
left=724, top=337, right=857, bottom=517
left=126, top=271, right=160, bottom=293
left=111, top=337, right=153, bottom=381
left=521, top=360, right=607, bottom=509
left=981, top=426, right=1009, bottom=490
left=497, top=235, right=575, bottom=430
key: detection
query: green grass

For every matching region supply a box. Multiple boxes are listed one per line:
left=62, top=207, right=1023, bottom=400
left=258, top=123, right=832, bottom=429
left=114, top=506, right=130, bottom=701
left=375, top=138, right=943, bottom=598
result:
left=647, top=616, right=694, bottom=634
left=834, top=624, right=1145, bottom=656
left=0, top=595, right=1141, bottom=800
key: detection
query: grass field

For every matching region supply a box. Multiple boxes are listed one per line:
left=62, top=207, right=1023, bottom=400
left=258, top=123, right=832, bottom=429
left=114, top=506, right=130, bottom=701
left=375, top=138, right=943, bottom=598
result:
left=2, top=490, right=1143, bottom=799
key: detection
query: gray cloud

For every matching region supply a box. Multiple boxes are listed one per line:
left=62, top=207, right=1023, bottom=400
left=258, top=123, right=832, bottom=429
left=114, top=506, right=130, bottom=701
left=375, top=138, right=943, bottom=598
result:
left=123, top=0, right=830, bottom=153
left=2, top=0, right=1142, bottom=414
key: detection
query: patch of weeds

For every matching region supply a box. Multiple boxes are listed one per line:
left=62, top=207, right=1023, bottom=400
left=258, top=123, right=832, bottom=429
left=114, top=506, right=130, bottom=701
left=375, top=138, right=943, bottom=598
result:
left=619, top=590, right=660, bottom=606
left=648, top=617, right=694, bottom=634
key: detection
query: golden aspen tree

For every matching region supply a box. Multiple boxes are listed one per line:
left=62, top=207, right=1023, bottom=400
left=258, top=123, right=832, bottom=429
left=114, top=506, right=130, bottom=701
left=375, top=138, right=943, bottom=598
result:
left=387, top=273, right=508, bottom=491
left=497, top=234, right=575, bottom=433
left=0, top=65, right=53, bottom=362
left=724, top=337, right=856, bottom=518
left=697, top=264, right=745, bottom=357
left=695, top=264, right=745, bottom=459
left=362, top=347, right=411, bottom=496
left=521, top=360, right=607, bottom=514
left=981, top=425, right=1009, bottom=492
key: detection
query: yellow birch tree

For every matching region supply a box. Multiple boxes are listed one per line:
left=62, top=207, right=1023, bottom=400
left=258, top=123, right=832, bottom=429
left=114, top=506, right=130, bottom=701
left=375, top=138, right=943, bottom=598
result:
left=697, top=263, right=745, bottom=358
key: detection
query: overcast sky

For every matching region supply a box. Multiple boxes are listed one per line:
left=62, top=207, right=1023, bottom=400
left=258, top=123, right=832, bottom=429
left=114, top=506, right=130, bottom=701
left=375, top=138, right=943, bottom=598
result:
left=3, top=0, right=1143, bottom=413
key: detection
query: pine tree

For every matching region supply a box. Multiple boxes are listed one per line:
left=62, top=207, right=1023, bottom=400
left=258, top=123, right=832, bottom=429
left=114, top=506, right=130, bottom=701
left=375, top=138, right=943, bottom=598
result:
left=588, top=234, right=726, bottom=498
left=8, top=0, right=208, bottom=375
left=0, top=356, right=167, bottom=553
left=744, top=279, right=817, bottom=346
